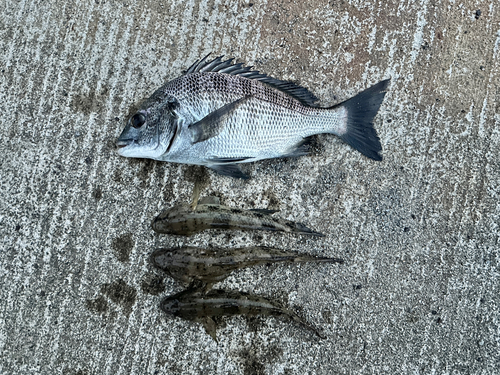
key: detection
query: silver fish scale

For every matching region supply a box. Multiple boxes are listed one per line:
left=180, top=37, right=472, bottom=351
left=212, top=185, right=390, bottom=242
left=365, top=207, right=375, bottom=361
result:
left=163, top=73, right=345, bottom=162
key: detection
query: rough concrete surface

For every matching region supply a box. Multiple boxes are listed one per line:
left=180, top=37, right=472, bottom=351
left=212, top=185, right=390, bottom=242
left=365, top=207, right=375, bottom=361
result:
left=1, top=0, right=499, bottom=374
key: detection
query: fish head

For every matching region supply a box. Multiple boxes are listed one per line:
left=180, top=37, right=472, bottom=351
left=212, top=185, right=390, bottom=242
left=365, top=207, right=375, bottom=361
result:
left=160, top=297, right=181, bottom=316
left=116, top=91, right=180, bottom=159
left=151, top=204, right=192, bottom=234
left=150, top=248, right=178, bottom=272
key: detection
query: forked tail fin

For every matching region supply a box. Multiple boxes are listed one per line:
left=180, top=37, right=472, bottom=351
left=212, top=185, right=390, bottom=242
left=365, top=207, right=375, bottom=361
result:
left=332, top=79, right=390, bottom=161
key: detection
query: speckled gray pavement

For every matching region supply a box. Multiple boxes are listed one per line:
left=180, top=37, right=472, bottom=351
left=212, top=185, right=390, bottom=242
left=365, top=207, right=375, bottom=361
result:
left=1, top=0, right=499, bottom=374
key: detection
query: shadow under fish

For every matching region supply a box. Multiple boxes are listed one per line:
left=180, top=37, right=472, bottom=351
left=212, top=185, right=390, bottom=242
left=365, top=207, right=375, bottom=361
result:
left=151, top=246, right=343, bottom=289
left=151, top=196, right=324, bottom=236
left=161, top=288, right=325, bottom=340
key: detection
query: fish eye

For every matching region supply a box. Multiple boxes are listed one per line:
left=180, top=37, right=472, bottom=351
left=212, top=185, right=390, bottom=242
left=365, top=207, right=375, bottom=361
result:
left=130, top=113, right=146, bottom=128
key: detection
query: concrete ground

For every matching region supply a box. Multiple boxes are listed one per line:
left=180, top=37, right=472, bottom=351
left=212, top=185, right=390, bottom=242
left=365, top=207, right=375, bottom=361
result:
left=1, top=0, right=499, bottom=374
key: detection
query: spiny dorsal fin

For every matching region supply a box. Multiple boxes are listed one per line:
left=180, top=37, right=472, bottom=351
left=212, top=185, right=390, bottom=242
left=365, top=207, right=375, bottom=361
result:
left=185, top=55, right=319, bottom=106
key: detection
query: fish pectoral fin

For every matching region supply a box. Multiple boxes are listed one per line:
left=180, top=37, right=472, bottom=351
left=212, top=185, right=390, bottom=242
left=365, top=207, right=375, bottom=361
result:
left=188, top=96, right=252, bottom=144
left=198, top=196, right=221, bottom=205
left=207, top=162, right=250, bottom=179
left=199, top=316, right=218, bottom=341
left=190, top=181, right=201, bottom=210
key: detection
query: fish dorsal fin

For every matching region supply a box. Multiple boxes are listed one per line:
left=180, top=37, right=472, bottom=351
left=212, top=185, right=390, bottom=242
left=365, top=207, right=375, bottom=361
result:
left=198, top=196, right=220, bottom=205
left=249, top=208, right=278, bottom=215
left=185, top=55, right=319, bottom=106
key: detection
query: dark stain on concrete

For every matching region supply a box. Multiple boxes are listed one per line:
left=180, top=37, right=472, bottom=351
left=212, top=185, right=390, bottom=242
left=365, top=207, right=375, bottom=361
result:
left=237, top=345, right=284, bottom=375
left=111, top=233, right=134, bottom=262
left=101, top=279, right=137, bottom=316
left=141, top=274, right=165, bottom=295
left=263, top=189, right=280, bottom=210
left=91, top=186, right=102, bottom=200
left=243, top=357, right=265, bottom=375
left=86, top=295, right=108, bottom=314
left=246, top=316, right=265, bottom=334
left=183, top=164, right=208, bottom=183
left=70, top=87, right=109, bottom=115
left=62, top=368, right=89, bottom=375
left=112, top=169, right=122, bottom=183
left=306, top=135, right=325, bottom=157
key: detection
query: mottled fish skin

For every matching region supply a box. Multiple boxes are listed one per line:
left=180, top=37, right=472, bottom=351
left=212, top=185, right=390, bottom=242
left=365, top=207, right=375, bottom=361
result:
left=161, top=288, right=324, bottom=339
left=151, top=199, right=324, bottom=236
left=151, top=246, right=343, bottom=286
left=117, top=55, right=390, bottom=178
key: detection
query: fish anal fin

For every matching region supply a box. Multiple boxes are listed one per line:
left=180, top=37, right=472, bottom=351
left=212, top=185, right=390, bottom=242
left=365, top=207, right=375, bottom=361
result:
left=282, top=137, right=314, bottom=158
left=189, top=96, right=252, bottom=144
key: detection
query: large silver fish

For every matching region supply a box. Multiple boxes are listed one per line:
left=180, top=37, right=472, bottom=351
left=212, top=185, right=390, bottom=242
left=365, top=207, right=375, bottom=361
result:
left=116, top=55, right=390, bottom=178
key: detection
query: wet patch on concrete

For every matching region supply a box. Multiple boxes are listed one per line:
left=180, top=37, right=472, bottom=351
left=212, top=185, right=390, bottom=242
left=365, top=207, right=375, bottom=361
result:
left=141, top=274, right=165, bottom=295
left=62, top=368, right=89, bottom=375
left=85, top=295, right=108, bottom=314
left=137, top=159, right=156, bottom=188
left=263, top=189, right=280, bottom=210
left=183, top=164, right=211, bottom=200
left=236, top=345, right=284, bottom=375
left=91, top=186, right=102, bottom=200
left=100, top=279, right=137, bottom=316
left=111, top=233, right=134, bottom=262
left=70, top=87, right=109, bottom=115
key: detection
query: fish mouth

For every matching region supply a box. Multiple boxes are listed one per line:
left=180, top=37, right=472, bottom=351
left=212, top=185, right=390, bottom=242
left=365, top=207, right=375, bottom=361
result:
left=116, top=139, right=133, bottom=149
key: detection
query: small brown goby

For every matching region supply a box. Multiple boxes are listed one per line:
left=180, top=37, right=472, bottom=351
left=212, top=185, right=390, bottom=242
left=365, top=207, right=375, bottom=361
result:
left=151, top=196, right=324, bottom=236
left=161, top=288, right=325, bottom=340
left=151, top=246, right=343, bottom=289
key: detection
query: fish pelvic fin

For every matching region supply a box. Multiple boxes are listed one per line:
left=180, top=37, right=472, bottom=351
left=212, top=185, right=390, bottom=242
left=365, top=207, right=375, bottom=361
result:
left=332, top=79, right=390, bottom=161
left=199, top=316, right=218, bottom=342
left=207, top=162, right=250, bottom=179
